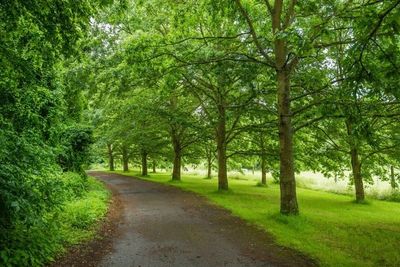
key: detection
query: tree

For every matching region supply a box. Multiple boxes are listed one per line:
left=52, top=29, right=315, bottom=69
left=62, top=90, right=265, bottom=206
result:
left=304, top=1, right=400, bottom=202
left=58, top=125, right=94, bottom=174
left=85, top=0, right=400, bottom=212
left=137, top=72, right=206, bottom=181
left=0, top=0, right=106, bottom=263
left=232, top=0, right=400, bottom=212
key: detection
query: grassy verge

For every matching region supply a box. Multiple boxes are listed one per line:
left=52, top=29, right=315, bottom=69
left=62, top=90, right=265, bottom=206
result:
left=112, top=170, right=400, bottom=267
left=1, top=175, right=110, bottom=267
left=57, top=176, right=110, bottom=245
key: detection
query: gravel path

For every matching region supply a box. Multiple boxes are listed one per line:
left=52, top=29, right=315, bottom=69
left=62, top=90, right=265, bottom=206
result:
left=55, top=171, right=316, bottom=267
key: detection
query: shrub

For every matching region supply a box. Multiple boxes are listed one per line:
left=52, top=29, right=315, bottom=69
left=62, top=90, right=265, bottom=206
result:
left=58, top=125, right=94, bottom=174
left=0, top=176, right=109, bottom=267
left=59, top=172, right=88, bottom=200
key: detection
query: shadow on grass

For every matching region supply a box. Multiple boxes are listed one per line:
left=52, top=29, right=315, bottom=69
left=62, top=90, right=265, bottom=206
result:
left=351, top=199, right=372, bottom=205
left=230, top=176, right=249, bottom=181
left=268, top=212, right=312, bottom=231
left=255, top=182, right=268, bottom=188
left=210, top=188, right=235, bottom=195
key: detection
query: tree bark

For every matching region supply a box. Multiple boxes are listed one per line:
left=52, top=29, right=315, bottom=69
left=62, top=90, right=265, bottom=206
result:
left=205, top=143, right=213, bottom=178
left=207, top=157, right=212, bottom=178
left=141, top=150, right=148, bottom=176
left=152, top=160, right=157, bottom=173
left=272, top=1, right=298, bottom=215
left=216, top=103, right=228, bottom=190
left=346, top=119, right=365, bottom=202
left=261, top=154, right=267, bottom=185
left=171, top=130, right=182, bottom=181
left=172, top=149, right=181, bottom=181
left=259, top=134, right=267, bottom=185
left=169, top=92, right=182, bottom=181
left=277, top=70, right=298, bottom=214
left=107, top=143, right=114, bottom=171
left=122, top=145, right=129, bottom=172
left=350, top=147, right=365, bottom=202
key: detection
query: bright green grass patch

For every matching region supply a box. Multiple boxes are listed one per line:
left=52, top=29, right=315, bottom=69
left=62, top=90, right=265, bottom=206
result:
left=113, top=170, right=400, bottom=267
left=57, top=176, right=110, bottom=245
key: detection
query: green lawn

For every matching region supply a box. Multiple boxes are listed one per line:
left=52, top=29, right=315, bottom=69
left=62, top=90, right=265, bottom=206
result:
left=111, top=170, right=400, bottom=267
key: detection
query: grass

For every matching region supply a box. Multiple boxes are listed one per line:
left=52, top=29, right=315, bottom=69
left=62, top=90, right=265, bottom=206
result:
left=57, top=176, right=110, bottom=245
left=111, top=170, right=400, bottom=267
left=0, top=176, right=110, bottom=267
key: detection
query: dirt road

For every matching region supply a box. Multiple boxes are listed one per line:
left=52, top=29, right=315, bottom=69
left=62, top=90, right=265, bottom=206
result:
left=56, top=172, right=316, bottom=267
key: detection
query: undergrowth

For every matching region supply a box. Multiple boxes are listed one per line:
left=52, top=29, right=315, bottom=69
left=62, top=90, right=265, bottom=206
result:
left=0, top=174, right=109, bottom=267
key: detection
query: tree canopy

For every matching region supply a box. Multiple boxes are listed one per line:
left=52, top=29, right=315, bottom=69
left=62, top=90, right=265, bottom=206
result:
left=85, top=0, right=400, bottom=215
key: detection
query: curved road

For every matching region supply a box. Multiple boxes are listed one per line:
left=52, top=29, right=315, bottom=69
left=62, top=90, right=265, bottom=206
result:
left=88, top=172, right=315, bottom=267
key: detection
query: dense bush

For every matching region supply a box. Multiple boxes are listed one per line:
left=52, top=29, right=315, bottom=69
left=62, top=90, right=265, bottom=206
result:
left=0, top=130, right=94, bottom=265
left=0, top=175, right=109, bottom=267
left=59, top=172, right=89, bottom=199
left=58, top=126, right=94, bottom=174
left=0, top=1, right=110, bottom=266
left=0, top=2, right=107, bottom=266
left=0, top=141, right=64, bottom=243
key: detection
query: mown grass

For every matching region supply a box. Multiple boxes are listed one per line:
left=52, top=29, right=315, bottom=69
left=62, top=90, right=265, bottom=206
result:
left=112, top=170, right=400, bottom=267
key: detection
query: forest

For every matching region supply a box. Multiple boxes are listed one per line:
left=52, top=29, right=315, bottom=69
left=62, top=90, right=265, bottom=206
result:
left=1, top=0, right=400, bottom=266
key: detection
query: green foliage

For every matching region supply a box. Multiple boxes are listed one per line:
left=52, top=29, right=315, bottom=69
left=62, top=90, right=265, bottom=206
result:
left=58, top=177, right=109, bottom=243
left=0, top=1, right=110, bottom=265
left=58, top=125, right=94, bottom=174
left=386, top=191, right=400, bottom=202
left=0, top=175, right=109, bottom=267
left=59, top=172, right=89, bottom=199
left=86, top=0, right=400, bottom=204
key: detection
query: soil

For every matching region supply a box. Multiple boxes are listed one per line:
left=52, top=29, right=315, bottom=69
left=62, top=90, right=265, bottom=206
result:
left=51, top=171, right=317, bottom=267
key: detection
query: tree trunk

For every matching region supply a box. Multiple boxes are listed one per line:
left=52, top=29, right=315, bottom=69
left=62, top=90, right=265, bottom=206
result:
left=261, top=154, right=267, bottom=185
left=141, top=150, right=148, bottom=176
left=205, top=144, right=213, bottom=179
left=152, top=160, right=157, bottom=173
left=346, top=119, right=365, bottom=202
left=169, top=92, right=182, bottom=181
left=277, top=70, right=298, bottom=215
left=107, top=143, right=114, bottom=171
left=171, top=129, right=182, bottom=181
left=236, top=0, right=299, bottom=214
left=207, top=156, right=212, bottom=178
left=272, top=0, right=299, bottom=214
left=216, top=103, right=228, bottom=190
left=172, top=149, right=181, bottom=181
left=390, top=165, right=397, bottom=190
left=122, top=145, right=129, bottom=172
left=259, top=134, right=267, bottom=185
left=351, top=147, right=365, bottom=202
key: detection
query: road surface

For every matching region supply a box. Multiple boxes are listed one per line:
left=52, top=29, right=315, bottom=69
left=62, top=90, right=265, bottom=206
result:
left=54, top=171, right=316, bottom=267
